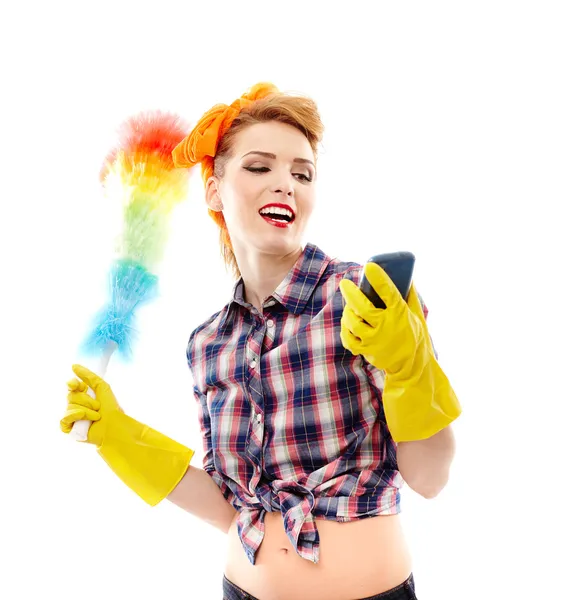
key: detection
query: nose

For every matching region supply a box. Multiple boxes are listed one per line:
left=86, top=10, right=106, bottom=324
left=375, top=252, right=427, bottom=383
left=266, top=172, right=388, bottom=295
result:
left=271, top=168, right=295, bottom=197
left=273, top=180, right=294, bottom=197
left=275, top=187, right=294, bottom=197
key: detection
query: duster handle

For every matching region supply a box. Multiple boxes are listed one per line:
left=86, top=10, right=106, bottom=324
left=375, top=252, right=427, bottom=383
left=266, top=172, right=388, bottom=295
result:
left=69, top=342, right=117, bottom=442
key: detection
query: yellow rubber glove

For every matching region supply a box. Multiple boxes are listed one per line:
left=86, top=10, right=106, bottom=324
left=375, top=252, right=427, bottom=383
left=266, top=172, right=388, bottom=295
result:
left=60, top=364, right=195, bottom=506
left=339, top=263, right=462, bottom=442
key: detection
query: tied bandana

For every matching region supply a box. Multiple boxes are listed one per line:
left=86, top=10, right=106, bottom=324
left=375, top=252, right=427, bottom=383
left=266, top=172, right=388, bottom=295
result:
left=171, top=82, right=279, bottom=251
left=172, top=82, right=279, bottom=172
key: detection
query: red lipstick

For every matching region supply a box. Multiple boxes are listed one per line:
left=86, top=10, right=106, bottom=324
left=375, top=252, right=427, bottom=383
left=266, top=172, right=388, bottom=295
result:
left=258, top=203, right=296, bottom=228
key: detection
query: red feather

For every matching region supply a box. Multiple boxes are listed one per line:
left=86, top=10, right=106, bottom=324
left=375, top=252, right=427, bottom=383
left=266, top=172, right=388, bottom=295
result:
left=100, top=111, right=190, bottom=182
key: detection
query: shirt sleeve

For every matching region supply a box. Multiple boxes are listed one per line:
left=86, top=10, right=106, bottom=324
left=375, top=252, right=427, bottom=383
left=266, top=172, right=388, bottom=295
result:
left=187, top=328, right=236, bottom=506
left=191, top=384, right=236, bottom=506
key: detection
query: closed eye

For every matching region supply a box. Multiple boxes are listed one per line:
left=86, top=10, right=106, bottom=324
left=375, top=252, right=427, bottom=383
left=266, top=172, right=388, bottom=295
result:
left=244, top=166, right=312, bottom=183
left=244, top=166, right=270, bottom=174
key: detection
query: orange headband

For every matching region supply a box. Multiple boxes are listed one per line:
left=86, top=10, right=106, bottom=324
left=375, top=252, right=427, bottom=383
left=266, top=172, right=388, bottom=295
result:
left=172, top=82, right=279, bottom=177
left=172, top=82, right=279, bottom=250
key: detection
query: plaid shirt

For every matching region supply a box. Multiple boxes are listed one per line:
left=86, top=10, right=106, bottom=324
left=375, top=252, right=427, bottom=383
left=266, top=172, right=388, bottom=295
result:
left=186, top=243, right=429, bottom=565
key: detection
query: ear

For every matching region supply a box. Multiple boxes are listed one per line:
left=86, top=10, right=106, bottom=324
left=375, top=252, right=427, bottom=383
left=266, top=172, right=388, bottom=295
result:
left=205, top=176, right=223, bottom=211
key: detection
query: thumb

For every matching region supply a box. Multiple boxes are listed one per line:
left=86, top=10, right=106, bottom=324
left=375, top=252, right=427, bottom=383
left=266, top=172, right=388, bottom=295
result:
left=72, top=364, right=108, bottom=393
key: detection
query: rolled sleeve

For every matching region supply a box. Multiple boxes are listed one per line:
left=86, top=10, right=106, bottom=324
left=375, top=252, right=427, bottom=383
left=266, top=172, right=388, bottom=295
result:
left=191, top=384, right=235, bottom=505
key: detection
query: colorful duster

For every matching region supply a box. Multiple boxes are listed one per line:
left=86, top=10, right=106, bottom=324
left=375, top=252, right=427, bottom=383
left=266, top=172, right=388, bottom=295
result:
left=71, top=112, right=190, bottom=441
left=81, top=112, right=191, bottom=360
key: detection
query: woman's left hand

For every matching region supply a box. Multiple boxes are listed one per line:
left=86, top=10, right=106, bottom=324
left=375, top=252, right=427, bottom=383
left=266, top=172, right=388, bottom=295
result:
left=339, top=263, right=461, bottom=442
left=339, top=263, right=432, bottom=377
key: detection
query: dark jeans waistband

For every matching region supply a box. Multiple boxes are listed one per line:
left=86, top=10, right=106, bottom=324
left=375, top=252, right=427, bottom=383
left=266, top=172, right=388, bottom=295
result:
left=222, top=573, right=416, bottom=600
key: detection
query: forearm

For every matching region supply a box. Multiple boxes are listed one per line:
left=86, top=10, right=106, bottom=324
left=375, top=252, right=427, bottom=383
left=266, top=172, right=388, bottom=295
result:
left=396, top=425, right=456, bottom=499
left=167, top=465, right=237, bottom=534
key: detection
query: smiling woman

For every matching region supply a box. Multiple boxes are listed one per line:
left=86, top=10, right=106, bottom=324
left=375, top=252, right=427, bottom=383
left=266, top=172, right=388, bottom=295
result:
left=60, top=82, right=459, bottom=600
left=202, top=120, right=318, bottom=309
left=168, top=83, right=430, bottom=600
left=172, top=83, right=323, bottom=288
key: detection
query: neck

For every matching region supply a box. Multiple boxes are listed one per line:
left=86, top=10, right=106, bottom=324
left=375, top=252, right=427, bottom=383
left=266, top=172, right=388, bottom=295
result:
left=234, top=244, right=304, bottom=311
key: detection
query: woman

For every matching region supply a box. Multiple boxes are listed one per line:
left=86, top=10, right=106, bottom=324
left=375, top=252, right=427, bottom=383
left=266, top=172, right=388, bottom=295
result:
left=61, top=83, right=461, bottom=600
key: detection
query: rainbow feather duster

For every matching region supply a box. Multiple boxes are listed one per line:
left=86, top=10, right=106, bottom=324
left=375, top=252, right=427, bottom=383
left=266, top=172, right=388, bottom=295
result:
left=81, top=112, right=190, bottom=360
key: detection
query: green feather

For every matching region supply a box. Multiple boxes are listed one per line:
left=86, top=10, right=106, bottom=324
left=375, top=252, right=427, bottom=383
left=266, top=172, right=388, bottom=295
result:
left=118, top=193, right=169, bottom=270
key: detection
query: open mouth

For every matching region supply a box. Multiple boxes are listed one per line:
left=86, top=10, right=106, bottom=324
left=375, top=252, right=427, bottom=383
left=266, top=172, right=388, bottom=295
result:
left=258, top=206, right=295, bottom=226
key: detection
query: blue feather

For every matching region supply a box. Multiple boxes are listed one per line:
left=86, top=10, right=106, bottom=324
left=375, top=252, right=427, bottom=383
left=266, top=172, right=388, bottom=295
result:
left=81, top=259, right=158, bottom=360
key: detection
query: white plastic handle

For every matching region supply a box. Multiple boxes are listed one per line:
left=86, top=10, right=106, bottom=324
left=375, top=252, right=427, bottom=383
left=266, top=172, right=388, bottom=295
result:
left=69, top=342, right=117, bottom=442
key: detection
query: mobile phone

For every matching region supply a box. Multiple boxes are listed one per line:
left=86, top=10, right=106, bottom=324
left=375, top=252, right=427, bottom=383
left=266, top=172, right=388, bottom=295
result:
left=359, top=251, right=415, bottom=309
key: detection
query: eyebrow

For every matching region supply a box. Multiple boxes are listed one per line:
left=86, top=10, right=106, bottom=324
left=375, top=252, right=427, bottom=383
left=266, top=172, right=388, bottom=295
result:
left=242, top=151, right=315, bottom=167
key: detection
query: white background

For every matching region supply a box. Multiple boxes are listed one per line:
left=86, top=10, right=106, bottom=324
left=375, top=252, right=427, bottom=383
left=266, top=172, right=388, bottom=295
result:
left=1, top=1, right=560, bottom=598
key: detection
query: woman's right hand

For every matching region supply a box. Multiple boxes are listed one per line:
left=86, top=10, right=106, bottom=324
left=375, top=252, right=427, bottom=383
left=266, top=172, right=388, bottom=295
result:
left=59, top=364, right=195, bottom=506
left=60, top=364, right=123, bottom=447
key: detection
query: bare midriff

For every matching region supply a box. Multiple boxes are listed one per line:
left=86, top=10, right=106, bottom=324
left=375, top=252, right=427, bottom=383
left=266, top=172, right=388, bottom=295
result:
left=224, top=511, right=412, bottom=600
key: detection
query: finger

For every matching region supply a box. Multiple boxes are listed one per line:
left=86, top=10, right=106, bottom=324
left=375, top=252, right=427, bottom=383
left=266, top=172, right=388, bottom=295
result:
left=66, top=390, right=101, bottom=411
left=340, top=323, right=368, bottom=356
left=341, top=306, right=375, bottom=342
left=72, top=364, right=107, bottom=393
left=340, top=279, right=384, bottom=327
left=60, top=406, right=101, bottom=433
left=67, top=378, right=87, bottom=393
left=364, top=263, right=403, bottom=309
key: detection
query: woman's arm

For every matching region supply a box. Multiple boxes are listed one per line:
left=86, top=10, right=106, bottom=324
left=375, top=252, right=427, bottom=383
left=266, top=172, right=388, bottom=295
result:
left=396, top=424, right=456, bottom=498
left=167, top=466, right=237, bottom=534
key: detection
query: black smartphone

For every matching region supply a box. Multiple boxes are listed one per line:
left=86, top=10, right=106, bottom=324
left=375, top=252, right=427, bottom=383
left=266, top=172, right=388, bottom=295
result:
left=358, top=251, right=416, bottom=309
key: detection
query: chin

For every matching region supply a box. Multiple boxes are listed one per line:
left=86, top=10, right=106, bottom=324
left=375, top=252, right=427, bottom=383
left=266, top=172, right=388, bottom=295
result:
left=252, top=234, right=300, bottom=256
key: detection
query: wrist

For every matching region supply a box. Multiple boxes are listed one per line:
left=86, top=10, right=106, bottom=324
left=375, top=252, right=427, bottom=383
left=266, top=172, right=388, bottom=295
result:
left=97, top=412, right=195, bottom=506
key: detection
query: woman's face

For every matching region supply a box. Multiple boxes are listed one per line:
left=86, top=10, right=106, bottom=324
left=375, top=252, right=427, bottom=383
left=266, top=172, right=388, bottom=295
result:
left=206, top=121, right=317, bottom=258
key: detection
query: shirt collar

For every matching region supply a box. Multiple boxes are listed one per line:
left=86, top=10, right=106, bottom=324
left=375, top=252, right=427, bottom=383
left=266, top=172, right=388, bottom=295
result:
left=219, top=242, right=332, bottom=329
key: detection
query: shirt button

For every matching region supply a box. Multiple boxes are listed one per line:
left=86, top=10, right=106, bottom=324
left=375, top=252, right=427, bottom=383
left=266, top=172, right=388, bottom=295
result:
left=250, top=359, right=257, bottom=368
left=256, top=414, right=262, bottom=423
left=266, top=319, right=274, bottom=328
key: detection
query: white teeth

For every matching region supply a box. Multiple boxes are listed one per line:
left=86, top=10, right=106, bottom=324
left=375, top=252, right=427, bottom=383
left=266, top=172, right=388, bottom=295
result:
left=259, top=207, right=294, bottom=219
